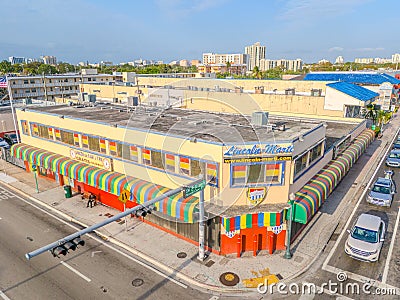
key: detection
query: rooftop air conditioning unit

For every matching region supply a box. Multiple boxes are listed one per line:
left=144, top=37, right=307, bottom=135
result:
left=251, top=111, right=269, bottom=126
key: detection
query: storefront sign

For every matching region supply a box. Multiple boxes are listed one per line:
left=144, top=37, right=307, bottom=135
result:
left=224, top=144, right=294, bottom=157
left=224, top=156, right=291, bottom=163
left=247, top=187, right=267, bottom=206
left=225, top=230, right=240, bottom=238
left=270, top=224, right=284, bottom=235
left=70, top=149, right=113, bottom=170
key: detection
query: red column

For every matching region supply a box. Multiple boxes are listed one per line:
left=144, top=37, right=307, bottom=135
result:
left=236, top=235, right=241, bottom=258
left=253, top=234, right=258, bottom=256
left=268, top=231, right=275, bottom=254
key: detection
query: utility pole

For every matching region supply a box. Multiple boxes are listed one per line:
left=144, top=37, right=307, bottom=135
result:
left=42, top=72, right=48, bottom=106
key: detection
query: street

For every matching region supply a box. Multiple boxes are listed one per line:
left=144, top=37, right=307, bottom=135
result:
left=0, top=184, right=215, bottom=300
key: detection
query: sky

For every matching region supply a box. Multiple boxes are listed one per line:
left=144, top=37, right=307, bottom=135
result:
left=0, top=0, right=398, bottom=64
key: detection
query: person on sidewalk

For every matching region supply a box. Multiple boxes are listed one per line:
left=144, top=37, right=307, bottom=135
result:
left=87, top=193, right=96, bottom=208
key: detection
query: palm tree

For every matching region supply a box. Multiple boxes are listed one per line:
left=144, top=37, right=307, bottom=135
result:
left=364, top=104, right=378, bottom=124
left=252, top=66, right=262, bottom=79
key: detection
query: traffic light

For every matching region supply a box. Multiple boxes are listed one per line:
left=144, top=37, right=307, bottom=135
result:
left=50, top=236, right=85, bottom=258
left=134, top=205, right=156, bottom=218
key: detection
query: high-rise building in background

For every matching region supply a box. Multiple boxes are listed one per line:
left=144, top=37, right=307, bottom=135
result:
left=202, top=53, right=247, bottom=65
left=244, top=42, right=266, bottom=71
left=41, top=55, right=57, bottom=65
left=354, top=57, right=374, bottom=64
left=335, top=56, right=344, bottom=64
left=392, top=53, right=400, bottom=63
left=8, top=56, right=26, bottom=65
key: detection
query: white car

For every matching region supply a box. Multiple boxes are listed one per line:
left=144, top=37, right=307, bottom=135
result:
left=0, top=137, right=10, bottom=149
left=345, top=213, right=386, bottom=262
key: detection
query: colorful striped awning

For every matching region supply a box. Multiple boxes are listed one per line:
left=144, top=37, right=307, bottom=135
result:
left=11, top=144, right=199, bottom=223
left=221, top=210, right=284, bottom=231
left=293, top=129, right=375, bottom=224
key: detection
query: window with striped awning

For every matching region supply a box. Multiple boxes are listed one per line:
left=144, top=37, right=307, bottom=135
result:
left=232, top=165, right=246, bottom=185
left=48, top=127, right=54, bottom=140
left=54, top=129, right=61, bottom=141
left=99, top=139, right=107, bottom=153
left=179, top=157, right=190, bottom=175
left=265, top=163, right=281, bottom=183
left=206, top=162, right=218, bottom=186
left=109, top=141, right=117, bottom=156
left=21, top=120, right=29, bottom=135
left=31, top=123, right=39, bottom=136
left=142, top=148, right=151, bottom=165
left=81, top=135, right=89, bottom=148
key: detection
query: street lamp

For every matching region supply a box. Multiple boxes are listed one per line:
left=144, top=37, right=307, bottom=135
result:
left=284, top=192, right=296, bottom=259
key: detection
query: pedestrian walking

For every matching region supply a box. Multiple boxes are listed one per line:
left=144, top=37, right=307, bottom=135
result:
left=87, top=193, right=96, bottom=208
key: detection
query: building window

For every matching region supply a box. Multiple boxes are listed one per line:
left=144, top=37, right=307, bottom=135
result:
left=109, top=141, right=118, bottom=156
left=73, top=133, right=80, bottom=147
left=179, top=157, right=190, bottom=175
left=190, top=159, right=204, bottom=177
left=31, top=123, right=39, bottom=137
left=164, top=153, right=175, bottom=172
left=23, top=80, right=28, bottom=84
left=310, top=142, right=323, bottom=163
left=20, top=121, right=29, bottom=135
left=81, top=135, right=89, bottom=148
left=265, top=163, right=281, bottom=183
left=247, top=164, right=265, bottom=184
left=60, top=130, right=74, bottom=145
left=142, top=149, right=151, bottom=164
left=54, top=129, right=61, bottom=141
left=231, top=162, right=284, bottom=187
left=150, top=150, right=163, bottom=169
left=48, top=127, right=54, bottom=140
left=88, top=136, right=100, bottom=152
left=121, top=144, right=130, bottom=160
left=38, top=125, right=49, bottom=139
left=294, top=153, right=309, bottom=177
left=99, top=139, right=107, bottom=153
left=232, top=165, right=246, bottom=185
left=206, top=162, right=218, bottom=186
left=129, top=145, right=138, bottom=162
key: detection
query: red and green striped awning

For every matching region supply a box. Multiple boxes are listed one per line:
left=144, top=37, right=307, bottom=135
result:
left=221, top=210, right=285, bottom=231
left=11, top=144, right=199, bottom=223
left=293, top=129, right=374, bottom=224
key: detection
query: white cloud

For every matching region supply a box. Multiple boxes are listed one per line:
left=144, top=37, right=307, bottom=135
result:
left=355, top=47, right=385, bottom=51
left=279, top=0, right=372, bottom=20
left=155, top=0, right=228, bottom=18
left=329, top=46, right=344, bottom=52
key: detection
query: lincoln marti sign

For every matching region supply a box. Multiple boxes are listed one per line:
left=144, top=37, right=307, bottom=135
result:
left=70, top=149, right=112, bottom=170
left=224, top=144, right=294, bottom=157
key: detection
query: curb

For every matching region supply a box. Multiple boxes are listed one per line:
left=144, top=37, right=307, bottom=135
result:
left=0, top=180, right=252, bottom=295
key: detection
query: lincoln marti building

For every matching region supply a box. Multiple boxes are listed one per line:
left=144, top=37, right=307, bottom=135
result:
left=11, top=104, right=374, bottom=256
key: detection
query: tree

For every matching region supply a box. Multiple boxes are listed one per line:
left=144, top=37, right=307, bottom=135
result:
left=0, top=60, right=13, bottom=74
left=252, top=66, right=263, bottom=79
left=364, top=104, right=378, bottom=124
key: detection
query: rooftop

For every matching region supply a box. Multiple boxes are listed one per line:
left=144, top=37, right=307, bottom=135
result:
left=304, top=71, right=400, bottom=85
left=327, top=82, right=379, bottom=101
left=23, top=104, right=360, bottom=144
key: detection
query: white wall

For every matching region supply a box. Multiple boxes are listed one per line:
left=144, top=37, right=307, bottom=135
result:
left=324, top=87, right=366, bottom=113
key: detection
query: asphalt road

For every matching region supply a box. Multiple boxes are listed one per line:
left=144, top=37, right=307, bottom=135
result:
left=0, top=184, right=215, bottom=300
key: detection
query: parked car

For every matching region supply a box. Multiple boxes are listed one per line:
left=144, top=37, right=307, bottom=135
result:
left=345, top=213, right=386, bottom=262
left=0, top=137, right=10, bottom=149
left=393, top=141, right=400, bottom=149
left=3, top=133, right=19, bottom=145
left=386, top=150, right=400, bottom=167
left=366, top=170, right=395, bottom=207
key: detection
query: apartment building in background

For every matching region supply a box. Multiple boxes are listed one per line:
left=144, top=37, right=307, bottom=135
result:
left=259, top=59, right=303, bottom=72
left=244, top=42, right=266, bottom=71
left=202, top=53, right=247, bottom=65
left=41, top=56, right=57, bottom=65
left=7, top=69, right=114, bottom=101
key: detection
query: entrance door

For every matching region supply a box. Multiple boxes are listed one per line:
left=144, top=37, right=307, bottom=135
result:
left=241, top=235, right=247, bottom=253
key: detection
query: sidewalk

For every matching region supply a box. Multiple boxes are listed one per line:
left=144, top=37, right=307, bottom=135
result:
left=0, top=118, right=398, bottom=295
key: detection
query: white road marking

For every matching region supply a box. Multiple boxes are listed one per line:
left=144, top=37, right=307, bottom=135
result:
left=0, top=290, right=11, bottom=300
left=91, top=251, right=102, bottom=257
left=208, top=296, right=219, bottom=300
left=60, top=261, right=91, bottom=282
left=323, top=128, right=399, bottom=270
left=0, top=185, right=187, bottom=289
left=323, top=264, right=399, bottom=292
left=382, top=207, right=400, bottom=283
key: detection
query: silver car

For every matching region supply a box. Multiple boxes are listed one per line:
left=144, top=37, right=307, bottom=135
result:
left=345, top=213, right=386, bottom=262
left=366, top=171, right=395, bottom=207
left=386, top=149, right=400, bottom=167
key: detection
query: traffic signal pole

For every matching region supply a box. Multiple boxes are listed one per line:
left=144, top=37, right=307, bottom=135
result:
left=25, top=178, right=206, bottom=260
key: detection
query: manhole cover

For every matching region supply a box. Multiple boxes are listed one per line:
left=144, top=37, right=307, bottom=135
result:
left=132, top=278, right=144, bottom=287
left=219, top=272, right=240, bottom=286
left=177, top=252, right=187, bottom=258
